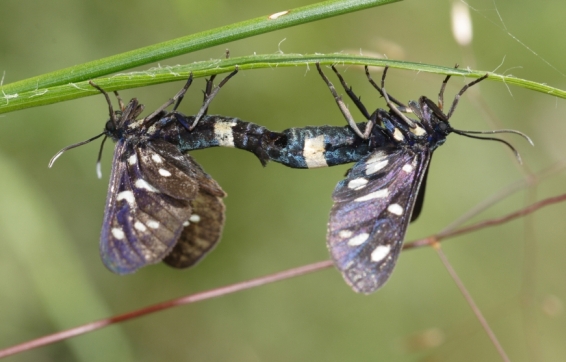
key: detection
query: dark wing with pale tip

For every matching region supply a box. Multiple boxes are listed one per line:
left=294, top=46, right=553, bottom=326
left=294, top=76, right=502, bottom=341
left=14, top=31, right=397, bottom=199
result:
left=163, top=152, right=226, bottom=268
left=100, top=139, right=201, bottom=274
left=327, top=145, right=431, bottom=294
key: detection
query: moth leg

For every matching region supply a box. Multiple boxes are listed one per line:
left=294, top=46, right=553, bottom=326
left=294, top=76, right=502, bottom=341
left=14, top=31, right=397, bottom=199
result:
left=371, top=67, right=417, bottom=129
left=438, top=64, right=459, bottom=111
left=364, top=66, right=409, bottom=112
left=143, top=73, right=195, bottom=122
left=316, top=63, right=367, bottom=140
left=199, top=73, right=218, bottom=117
left=172, top=73, right=195, bottom=111
left=446, top=73, right=488, bottom=120
left=190, top=67, right=239, bottom=131
left=330, top=65, right=371, bottom=120
left=170, top=112, right=192, bottom=131
left=113, top=91, right=125, bottom=112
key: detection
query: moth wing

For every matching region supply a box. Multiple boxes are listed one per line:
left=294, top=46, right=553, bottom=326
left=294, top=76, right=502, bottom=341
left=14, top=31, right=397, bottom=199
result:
left=139, top=139, right=200, bottom=200
left=163, top=153, right=226, bottom=268
left=327, top=145, right=431, bottom=294
left=100, top=141, right=196, bottom=274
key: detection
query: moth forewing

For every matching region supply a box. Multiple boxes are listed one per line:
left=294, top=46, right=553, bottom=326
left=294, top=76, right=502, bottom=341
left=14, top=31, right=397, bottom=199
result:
left=100, top=140, right=195, bottom=274
left=138, top=140, right=200, bottom=200
left=327, top=147, right=432, bottom=294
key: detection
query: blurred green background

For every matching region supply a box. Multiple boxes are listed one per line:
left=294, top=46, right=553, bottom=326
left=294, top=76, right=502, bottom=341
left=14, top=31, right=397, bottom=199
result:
left=1, top=0, right=565, bottom=361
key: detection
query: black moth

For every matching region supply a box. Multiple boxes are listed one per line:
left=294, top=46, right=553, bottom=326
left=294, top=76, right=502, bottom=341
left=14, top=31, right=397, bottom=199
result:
left=49, top=71, right=237, bottom=274
left=316, top=64, right=521, bottom=294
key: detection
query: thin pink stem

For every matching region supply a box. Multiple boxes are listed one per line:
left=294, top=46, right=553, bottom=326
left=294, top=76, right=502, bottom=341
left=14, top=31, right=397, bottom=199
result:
left=0, top=260, right=333, bottom=359
left=433, top=242, right=510, bottom=362
left=3, top=193, right=566, bottom=358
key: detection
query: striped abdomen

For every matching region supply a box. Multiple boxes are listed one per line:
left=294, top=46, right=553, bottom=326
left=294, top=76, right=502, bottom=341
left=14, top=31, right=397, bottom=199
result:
left=177, top=115, right=379, bottom=169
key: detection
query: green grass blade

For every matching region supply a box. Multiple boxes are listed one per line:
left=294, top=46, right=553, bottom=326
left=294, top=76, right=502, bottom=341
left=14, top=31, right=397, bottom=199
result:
left=1, top=54, right=563, bottom=114
left=1, top=0, right=400, bottom=95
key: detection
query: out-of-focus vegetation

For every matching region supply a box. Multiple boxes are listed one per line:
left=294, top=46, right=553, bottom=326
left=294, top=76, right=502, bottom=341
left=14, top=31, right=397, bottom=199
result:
left=1, top=1, right=565, bottom=361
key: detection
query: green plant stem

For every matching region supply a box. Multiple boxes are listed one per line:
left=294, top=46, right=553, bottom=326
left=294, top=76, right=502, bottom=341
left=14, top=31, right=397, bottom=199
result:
left=1, top=54, right=563, bottom=114
left=1, top=0, right=399, bottom=96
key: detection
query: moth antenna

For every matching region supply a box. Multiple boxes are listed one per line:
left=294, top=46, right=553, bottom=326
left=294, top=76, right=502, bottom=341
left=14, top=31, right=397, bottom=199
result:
left=451, top=128, right=533, bottom=146
left=96, top=135, right=108, bottom=179
left=451, top=130, right=523, bottom=164
left=96, top=161, right=102, bottom=180
left=89, top=81, right=117, bottom=127
left=48, top=132, right=105, bottom=168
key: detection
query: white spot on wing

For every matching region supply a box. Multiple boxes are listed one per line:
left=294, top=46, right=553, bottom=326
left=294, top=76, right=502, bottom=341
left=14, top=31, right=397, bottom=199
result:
left=371, top=245, right=391, bottom=262
left=303, top=135, right=328, bottom=168
left=158, top=168, right=172, bottom=177
left=183, top=221, right=190, bottom=227
left=387, top=203, right=403, bottom=216
left=117, top=191, right=135, bottom=205
left=151, top=153, right=163, bottom=163
left=135, top=179, right=158, bottom=192
left=339, top=230, right=353, bottom=239
left=128, top=154, right=137, bottom=165
left=214, top=121, right=237, bottom=147
left=366, top=151, right=386, bottom=163
left=355, top=189, right=389, bottom=202
left=348, top=233, right=369, bottom=246
left=147, top=220, right=160, bottom=229
left=348, top=177, right=368, bottom=190
left=134, top=221, right=147, bottom=232
left=268, top=10, right=289, bottom=19
left=402, top=164, right=413, bottom=173
left=111, top=228, right=125, bottom=240
left=366, top=159, right=388, bottom=175
left=189, top=214, right=201, bottom=223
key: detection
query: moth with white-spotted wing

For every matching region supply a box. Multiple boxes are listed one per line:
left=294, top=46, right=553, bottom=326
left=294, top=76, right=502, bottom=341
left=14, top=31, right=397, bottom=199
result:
left=169, top=67, right=528, bottom=293
left=49, top=70, right=237, bottom=274
left=317, top=64, right=530, bottom=294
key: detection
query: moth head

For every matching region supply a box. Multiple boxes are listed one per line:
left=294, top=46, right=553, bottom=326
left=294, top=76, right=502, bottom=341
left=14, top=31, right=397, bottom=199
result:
left=49, top=82, right=139, bottom=177
left=105, top=119, right=116, bottom=133
left=422, top=75, right=533, bottom=162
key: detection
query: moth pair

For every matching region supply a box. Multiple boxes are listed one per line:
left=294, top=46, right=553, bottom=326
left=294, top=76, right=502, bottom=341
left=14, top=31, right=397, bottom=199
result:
left=51, top=65, right=529, bottom=293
